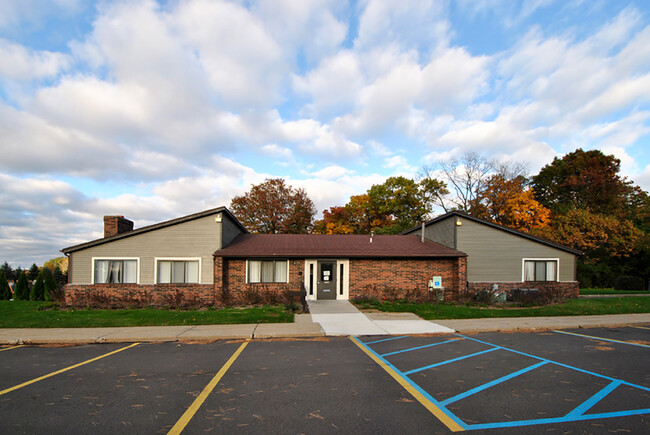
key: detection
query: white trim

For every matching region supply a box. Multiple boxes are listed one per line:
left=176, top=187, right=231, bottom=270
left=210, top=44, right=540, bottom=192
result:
left=91, top=257, right=140, bottom=284
left=245, top=259, right=290, bottom=284
left=154, top=257, right=202, bottom=284
left=304, top=260, right=317, bottom=301
left=521, top=258, right=560, bottom=282
left=336, top=259, right=350, bottom=300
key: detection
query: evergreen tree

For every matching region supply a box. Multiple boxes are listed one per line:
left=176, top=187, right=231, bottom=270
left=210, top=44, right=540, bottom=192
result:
left=30, top=273, right=45, bottom=301
left=38, top=268, right=57, bottom=301
left=53, top=266, right=66, bottom=288
left=15, top=272, right=29, bottom=300
left=0, top=270, right=11, bottom=300
left=28, top=263, right=40, bottom=281
left=0, top=261, right=14, bottom=282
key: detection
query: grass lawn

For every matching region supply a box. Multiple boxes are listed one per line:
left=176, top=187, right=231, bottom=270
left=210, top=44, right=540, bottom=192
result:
left=0, top=301, right=294, bottom=328
left=579, top=288, right=650, bottom=295
left=353, top=297, right=650, bottom=320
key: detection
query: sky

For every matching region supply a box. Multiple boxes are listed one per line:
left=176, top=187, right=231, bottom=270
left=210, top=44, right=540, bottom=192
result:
left=1, top=0, right=650, bottom=267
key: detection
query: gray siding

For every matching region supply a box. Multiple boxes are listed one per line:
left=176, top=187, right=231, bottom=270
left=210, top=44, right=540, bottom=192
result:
left=69, top=213, right=224, bottom=285
left=456, top=218, right=576, bottom=282
left=411, top=216, right=456, bottom=249
left=222, top=213, right=245, bottom=247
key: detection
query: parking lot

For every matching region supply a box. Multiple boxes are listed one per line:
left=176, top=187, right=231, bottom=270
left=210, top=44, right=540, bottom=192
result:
left=1, top=327, right=648, bottom=433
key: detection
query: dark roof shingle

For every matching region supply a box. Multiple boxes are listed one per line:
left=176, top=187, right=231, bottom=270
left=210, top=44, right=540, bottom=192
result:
left=215, top=234, right=466, bottom=258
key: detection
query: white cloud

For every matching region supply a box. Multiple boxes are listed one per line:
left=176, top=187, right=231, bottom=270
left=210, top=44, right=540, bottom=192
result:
left=0, top=39, right=71, bottom=80
left=312, top=165, right=350, bottom=179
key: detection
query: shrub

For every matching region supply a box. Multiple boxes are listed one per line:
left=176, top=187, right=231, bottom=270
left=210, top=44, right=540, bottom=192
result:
left=614, top=276, right=644, bottom=291
left=15, top=272, right=29, bottom=300
left=0, top=270, right=11, bottom=300
left=30, top=276, right=44, bottom=301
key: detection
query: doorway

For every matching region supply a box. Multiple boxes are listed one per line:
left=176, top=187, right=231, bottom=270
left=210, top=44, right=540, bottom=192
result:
left=317, top=261, right=337, bottom=300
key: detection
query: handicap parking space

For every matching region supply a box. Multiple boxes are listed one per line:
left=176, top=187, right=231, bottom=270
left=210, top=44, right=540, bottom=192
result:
left=356, top=328, right=650, bottom=432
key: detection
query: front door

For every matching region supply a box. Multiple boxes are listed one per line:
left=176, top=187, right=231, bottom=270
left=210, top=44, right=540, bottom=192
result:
left=316, top=261, right=337, bottom=300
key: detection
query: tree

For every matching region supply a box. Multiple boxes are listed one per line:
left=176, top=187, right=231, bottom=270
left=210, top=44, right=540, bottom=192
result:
left=313, top=206, right=355, bottom=234
left=41, top=268, right=57, bottom=301
left=0, top=270, right=11, bottom=300
left=472, top=175, right=551, bottom=232
left=15, top=272, right=30, bottom=300
left=230, top=179, right=317, bottom=234
left=30, top=275, right=44, bottom=301
left=44, top=257, right=68, bottom=274
left=28, top=263, right=40, bottom=281
left=0, top=261, right=15, bottom=282
left=532, top=149, right=633, bottom=216
left=367, top=176, right=430, bottom=234
left=420, top=152, right=527, bottom=213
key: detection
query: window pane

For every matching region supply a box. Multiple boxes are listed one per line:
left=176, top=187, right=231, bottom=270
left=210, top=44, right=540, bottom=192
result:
left=123, top=260, right=137, bottom=283
left=94, top=260, right=109, bottom=284
left=261, top=261, right=274, bottom=283
left=309, top=264, right=314, bottom=295
left=158, top=261, right=171, bottom=283
left=546, top=261, right=557, bottom=281
left=108, top=260, right=123, bottom=283
left=249, top=261, right=261, bottom=283
left=186, top=261, right=199, bottom=283
left=274, top=261, right=287, bottom=283
left=535, top=261, right=546, bottom=281
left=172, top=261, right=185, bottom=283
left=524, top=261, right=535, bottom=281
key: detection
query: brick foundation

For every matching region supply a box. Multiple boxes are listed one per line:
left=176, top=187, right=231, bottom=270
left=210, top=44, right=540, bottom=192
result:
left=467, top=281, right=579, bottom=298
left=64, top=283, right=215, bottom=307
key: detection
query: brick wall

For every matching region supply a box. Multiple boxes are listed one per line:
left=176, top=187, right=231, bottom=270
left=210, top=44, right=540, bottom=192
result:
left=467, top=281, right=579, bottom=298
left=215, top=258, right=304, bottom=305
left=103, top=215, right=134, bottom=238
left=64, top=283, right=215, bottom=307
left=348, top=257, right=467, bottom=302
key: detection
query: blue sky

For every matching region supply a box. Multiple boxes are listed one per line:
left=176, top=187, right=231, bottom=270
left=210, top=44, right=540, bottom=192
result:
left=1, top=0, right=649, bottom=267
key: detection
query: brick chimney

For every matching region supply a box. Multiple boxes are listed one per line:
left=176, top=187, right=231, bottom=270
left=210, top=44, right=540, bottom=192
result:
left=104, top=215, right=134, bottom=238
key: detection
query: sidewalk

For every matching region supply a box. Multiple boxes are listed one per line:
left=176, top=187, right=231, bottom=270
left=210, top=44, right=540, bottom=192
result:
left=1, top=312, right=648, bottom=345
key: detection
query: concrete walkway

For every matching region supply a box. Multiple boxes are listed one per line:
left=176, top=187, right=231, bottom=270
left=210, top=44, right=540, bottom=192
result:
left=0, top=311, right=648, bottom=345
left=308, top=300, right=455, bottom=336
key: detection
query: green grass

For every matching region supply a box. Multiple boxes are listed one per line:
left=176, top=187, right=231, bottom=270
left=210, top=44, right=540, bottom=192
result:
left=353, top=297, right=650, bottom=320
left=579, top=288, right=650, bottom=295
left=0, top=301, right=294, bottom=328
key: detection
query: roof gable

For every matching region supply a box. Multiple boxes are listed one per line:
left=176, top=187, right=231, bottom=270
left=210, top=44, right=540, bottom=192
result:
left=62, top=206, right=247, bottom=254
left=403, top=211, right=581, bottom=255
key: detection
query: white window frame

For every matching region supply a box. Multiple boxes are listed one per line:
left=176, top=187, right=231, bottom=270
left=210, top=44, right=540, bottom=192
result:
left=91, top=257, right=140, bottom=284
left=154, top=257, right=202, bottom=284
left=245, top=259, right=289, bottom=284
left=521, top=258, right=559, bottom=282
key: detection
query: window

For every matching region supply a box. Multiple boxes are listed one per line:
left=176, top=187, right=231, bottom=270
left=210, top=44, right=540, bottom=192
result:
left=94, top=259, right=137, bottom=284
left=524, top=260, right=557, bottom=282
left=157, top=260, right=199, bottom=284
left=248, top=260, right=288, bottom=283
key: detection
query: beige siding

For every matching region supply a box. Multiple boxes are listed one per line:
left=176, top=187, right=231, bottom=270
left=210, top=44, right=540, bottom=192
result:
left=456, top=218, right=576, bottom=282
left=411, top=216, right=456, bottom=249
left=70, top=214, right=224, bottom=284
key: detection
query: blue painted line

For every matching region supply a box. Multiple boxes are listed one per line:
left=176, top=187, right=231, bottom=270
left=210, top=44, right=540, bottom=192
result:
left=466, top=408, right=650, bottom=430
left=553, top=330, right=650, bottom=349
left=566, top=380, right=622, bottom=418
left=365, top=336, right=408, bottom=345
left=457, top=335, right=650, bottom=393
left=355, top=337, right=470, bottom=430
left=441, top=361, right=548, bottom=406
left=404, top=347, right=499, bottom=375
left=380, top=338, right=462, bottom=357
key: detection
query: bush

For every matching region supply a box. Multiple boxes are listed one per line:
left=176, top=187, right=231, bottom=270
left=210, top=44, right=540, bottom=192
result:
left=30, top=277, right=44, bottom=301
left=0, top=270, right=11, bottom=300
left=614, top=276, right=644, bottom=291
left=15, top=272, right=30, bottom=300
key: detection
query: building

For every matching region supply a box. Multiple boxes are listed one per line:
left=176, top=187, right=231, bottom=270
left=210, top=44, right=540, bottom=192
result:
left=402, top=211, right=581, bottom=297
left=62, top=207, right=467, bottom=305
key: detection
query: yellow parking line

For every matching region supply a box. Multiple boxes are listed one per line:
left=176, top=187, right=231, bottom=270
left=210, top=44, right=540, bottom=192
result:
left=0, top=345, right=24, bottom=352
left=350, top=337, right=464, bottom=432
left=632, top=325, right=650, bottom=330
left=168, top=339, right=250, bottom=435
left=553, top=330, right=650, bottom=348
left=0, top=342, right=140, bottom=396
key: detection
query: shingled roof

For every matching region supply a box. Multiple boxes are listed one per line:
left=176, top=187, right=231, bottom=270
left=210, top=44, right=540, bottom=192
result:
left=215, top=234, right=466, bottom=258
